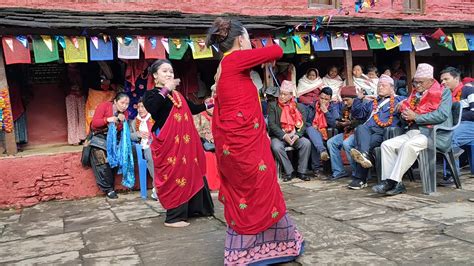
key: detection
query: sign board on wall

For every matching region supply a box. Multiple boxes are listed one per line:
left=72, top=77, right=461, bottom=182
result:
left=28, top=63, right=66, bottom=84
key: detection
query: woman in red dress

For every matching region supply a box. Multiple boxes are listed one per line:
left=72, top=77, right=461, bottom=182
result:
left=143, top=60, right=214, bottom=228
left=207, top=18, right=304, bottom=265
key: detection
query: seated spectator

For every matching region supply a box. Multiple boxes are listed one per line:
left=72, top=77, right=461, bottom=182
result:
left=373, top=63, right=452, bottom=195
left=351, top=65, right=377, bottom=96
left=193, top=108, right=215, bottom=152
left=439, top=67, right=474, bottom=186
left=129, top=99, right=156, bottom=199
left=297, top=68, right=324, bottom=106
left=367, top=66, right=379, bottom=86
left=327, top=86, right=360, bottom=180
left=269, top=81, right=312, bottom=182
left=348, top=74, right=405, bottom=189
left=322, top=65, right=344, bottom=102
left=391, top=60, right=407, bottom=80
left=304, top=87, right=338, bottom=177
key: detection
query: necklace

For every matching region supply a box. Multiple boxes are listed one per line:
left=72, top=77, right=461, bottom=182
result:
left=373, top=95, right=395, bottom=128
left=167, top=91, right=182, bottom=108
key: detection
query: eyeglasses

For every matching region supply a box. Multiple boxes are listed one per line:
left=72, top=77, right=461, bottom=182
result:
left=412, top=80, right=426, bottom=87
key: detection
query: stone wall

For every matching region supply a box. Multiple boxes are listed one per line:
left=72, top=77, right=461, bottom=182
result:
left=0, top=152, right=129, bottom=208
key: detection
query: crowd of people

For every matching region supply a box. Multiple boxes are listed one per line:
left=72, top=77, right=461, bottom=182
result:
left=84, top=17, right=474, bottom=265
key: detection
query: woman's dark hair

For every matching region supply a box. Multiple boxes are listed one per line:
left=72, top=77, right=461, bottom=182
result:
left=114, top=92, right=129, bottom=102
left=149, top=59, right=172, bottom=75
left=328, top=65, right=339, bottom=72
left=320, top=87, right=333, bottom=97
left=306, top=68, right=319, bottom=77
left=206, top=17, right=245, bottom=53
left=367, top=66, right=379, bottom=75
left=353, top=64, right=364, bottom=72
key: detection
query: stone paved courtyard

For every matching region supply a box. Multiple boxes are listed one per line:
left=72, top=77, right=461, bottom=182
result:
left=1, top=172, right=474, bottom=265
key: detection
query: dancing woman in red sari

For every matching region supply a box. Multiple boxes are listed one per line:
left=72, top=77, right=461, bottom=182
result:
left=143, top=60, right=214, bottom=228
left=207, top=18, right=304, bottom=265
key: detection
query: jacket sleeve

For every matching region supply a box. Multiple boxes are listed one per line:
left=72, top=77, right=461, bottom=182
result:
left=304, top=104, right=315, bottom=128
left=186, top=99, right=206, bottom=115
left=351, top=98, right=371, bottom=121
left=91, top=102, right=108, bottom=130
left=296, top=104, right=307, bottom=138
left=325, top=103, right=340, bottom=128
left=267, top=102, right=285, bottom=140
left=143, top=90, right=166, bottom=119
left=415, top=89, right=452, bottom=125
left=232, top=45, right=283, bottom=72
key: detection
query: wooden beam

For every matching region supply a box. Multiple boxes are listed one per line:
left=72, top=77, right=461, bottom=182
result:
left=0, top=47, right=18, bottom=155
left=344, top=49, right=353, bottom=86
left=405, top=50, right=416, bottom=95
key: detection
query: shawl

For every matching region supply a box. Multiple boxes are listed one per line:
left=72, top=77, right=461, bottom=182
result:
left=297, top=75, right=323, bottom=97
left=312, top=101, right=329, bottom=140
left=278, top=98, right=303, bottom=133
left=353, top=74, right=377, bottom=95
left=107, top=122, right=135, bottom=188
left=322, top=74, right=344, bottom=101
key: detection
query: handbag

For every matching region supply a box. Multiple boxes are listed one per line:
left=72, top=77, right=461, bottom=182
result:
left=89, top=133, right=107, bottom=150
left=81, top=132, right=93, bottom=167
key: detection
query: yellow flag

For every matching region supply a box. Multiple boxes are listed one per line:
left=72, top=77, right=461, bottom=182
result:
left=190, top=35, right=213, bottom=59
left=452, top=33, right=469, bottom=51
left=64, top=36, right=88, bottom=63
left=295, top=32, right=311, bottom=54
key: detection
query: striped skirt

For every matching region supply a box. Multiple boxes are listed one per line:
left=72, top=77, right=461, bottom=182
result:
left=224, top=213, right=304, bottom=265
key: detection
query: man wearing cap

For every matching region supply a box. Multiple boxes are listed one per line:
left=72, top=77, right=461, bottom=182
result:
left=373, top=63, right=453, bottom=195
left=304, top=86, right=339, bottom=178
left=439, top=67, right=474, bottom=186
left=326, top=86, right=360, bottom=180
left=268, top=80, right=312, bottom=182
left=348, top=74, right=405, bottom=189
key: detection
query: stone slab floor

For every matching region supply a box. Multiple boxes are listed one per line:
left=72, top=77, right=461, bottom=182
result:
left=1, top=172, right=474, bottom=265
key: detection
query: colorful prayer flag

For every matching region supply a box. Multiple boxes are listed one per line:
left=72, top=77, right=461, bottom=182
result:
left=331, top=33, right=349, bottom=50
left=190, top=35, right=213, bottom=59
left=399, top=34, right=413, bottom=52
left=452, top=33, right=469, bottom=52
left=64, top=36, right=88, bottom=63
left=168, top=37, right=189, bottom=60
left=311, top=34, right=331, bottom=52
left=384, top=34, right=401, bottom=50
left=411, top=33, right=430, bottom=52
left=89, top=37, right=114, bottom=61
left=349, top=33, right=368, bottom=51
left=294, top=32, right=311, bottom=54
left=465, top=34, right=474, bottom=51
left=117, top=37, right=140, bottom=59
left=277, top=35, right=296, bottom=54
left=144, top=36, right=166, bottom=59
left=2, top=36, right=31, bottom=65
left=367, top=33, right=385, bottom=49
left=32, top=36, right=59, bottom=63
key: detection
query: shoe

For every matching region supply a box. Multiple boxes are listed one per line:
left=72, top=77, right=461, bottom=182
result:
left=330, top=173, right=349, bottom=181
left=438, top=177, right=455, bottom=187
left=385, top=182, right=407, bottom=196
left=151, top=188, right=158, bottom=200
left=106, top=191, right=118, bottom=199
left=320, top=151, right=330, bottom=161
left=372, top=180, right=396, bottom=194
left=312, top=169, right=321, bottom=179
left=347, top=179, right=368, bottom=190
left=282, top=173, right=293, bottom=182
left=350, top=148, right=373, bottom=168
left=297, top=172, right=311, bottom=181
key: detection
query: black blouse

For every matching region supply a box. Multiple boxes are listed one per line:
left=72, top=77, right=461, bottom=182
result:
left=143, top=88, right=206, bottom=132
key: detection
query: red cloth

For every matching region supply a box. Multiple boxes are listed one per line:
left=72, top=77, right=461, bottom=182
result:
left=151, top=91, right=206, bottom=209
left=125, top=59, right=149, bottom=91
left=278, top=98, right=303, bottom=133
left=298, top=89, right=320, bottom=105
left=213, top=45, right=286, bottom=235
left=312, top=101, right=329, bottom=140
left=91, top=101, right=129, bottom=131
left=401, top=80, right=443, bottom=115
left=462, top=77, right=474, bottom=85
left=7, top=80, right=25, bottom=121
left=2, top=37, right=31, bottom=65
left=452, top=83, right=464, bottom=102
left=205, top=151, right=220, bottom=190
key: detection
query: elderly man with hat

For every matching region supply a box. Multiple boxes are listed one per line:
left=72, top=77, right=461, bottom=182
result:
left=326, top=86, right=361, bottom=180
left=373, top=63, right=453, bottom=195
left=268, top=80, right=312, bottom=182
left=348, top=74, right=406, bottom=189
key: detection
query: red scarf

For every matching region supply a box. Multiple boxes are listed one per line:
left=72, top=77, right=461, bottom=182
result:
left=150, top=92, right=206, bottom=209
left=312, top=101, right=329, bottom=140
left=278, top=98, right=303, bottom=133
left=452, top=83, right=463, bottom=102
left=401, top=80, right=443, bottom=115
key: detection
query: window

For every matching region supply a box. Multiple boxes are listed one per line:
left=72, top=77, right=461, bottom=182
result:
left=309, top=0, right=338, bottom=8
left=404, top=0, right=425, bottom=13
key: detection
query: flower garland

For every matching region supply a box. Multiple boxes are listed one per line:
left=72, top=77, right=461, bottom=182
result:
left=455, top=90, right=462, bottom=102
left=0, top=88, right=13, bottom=133
left=167, top=91, right=182, bottom=108
left=372, top=95, right=395, bottom=128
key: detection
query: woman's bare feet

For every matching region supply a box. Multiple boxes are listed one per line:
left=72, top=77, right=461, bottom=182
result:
left=164, top=221, right=190, bottom=228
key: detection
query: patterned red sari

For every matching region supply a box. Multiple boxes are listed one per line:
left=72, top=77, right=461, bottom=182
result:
left=151, top=92, right=206, bottom=209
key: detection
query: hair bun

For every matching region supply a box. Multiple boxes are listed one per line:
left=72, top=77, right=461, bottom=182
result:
left=206, top=17, right=231, bottom=46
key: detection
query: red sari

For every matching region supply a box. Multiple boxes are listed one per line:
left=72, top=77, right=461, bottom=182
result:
left=151, top=91, right=206, bottom=209
left=213, top=45, right=286, bottom=235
